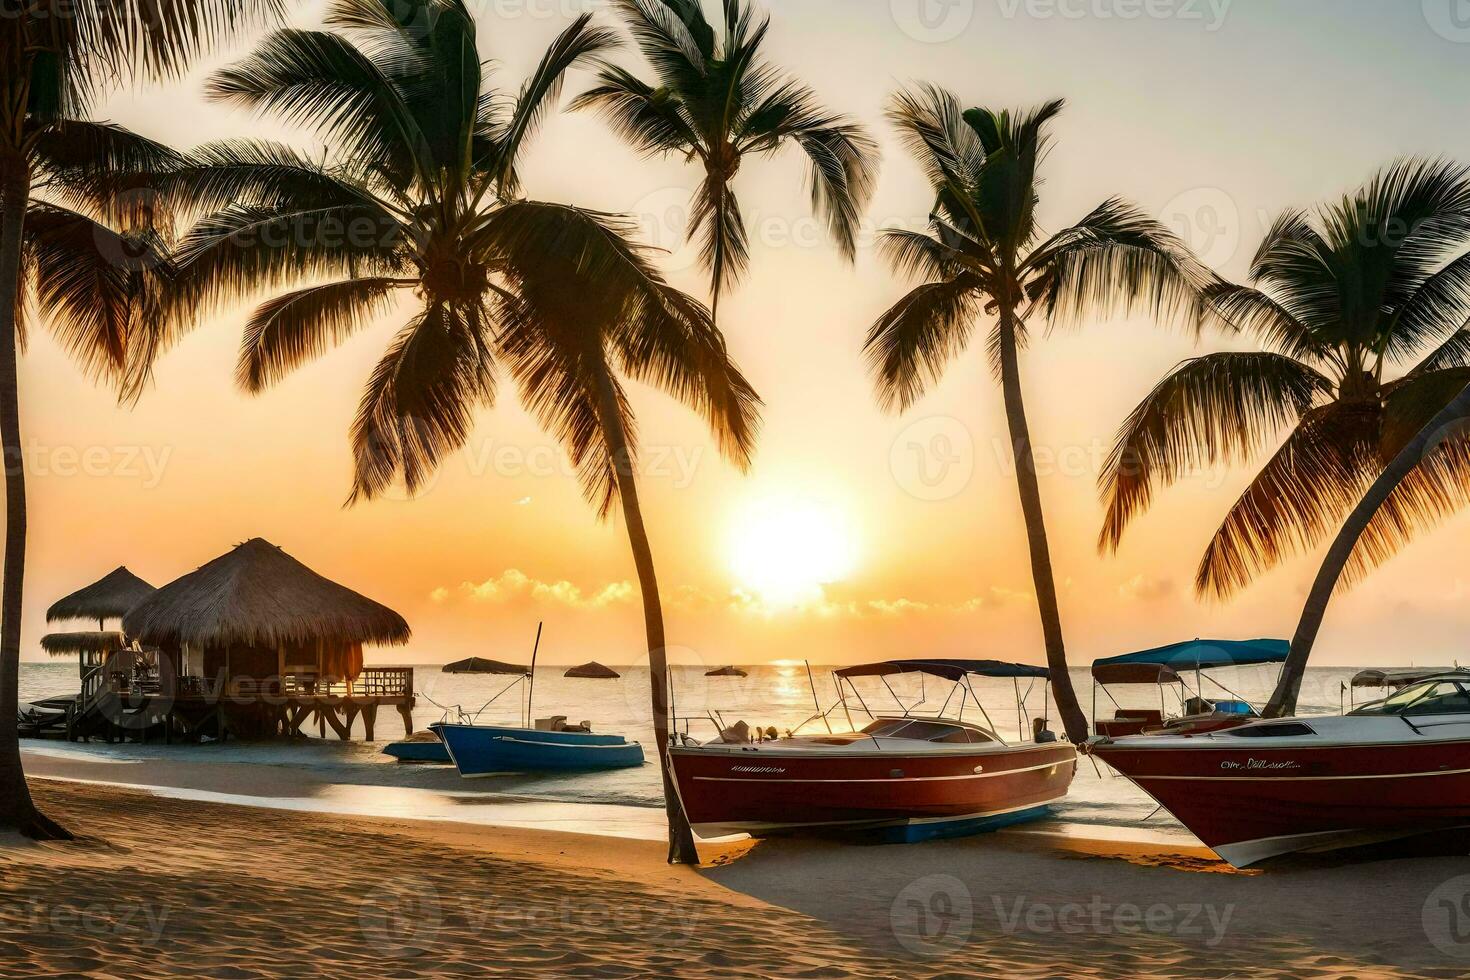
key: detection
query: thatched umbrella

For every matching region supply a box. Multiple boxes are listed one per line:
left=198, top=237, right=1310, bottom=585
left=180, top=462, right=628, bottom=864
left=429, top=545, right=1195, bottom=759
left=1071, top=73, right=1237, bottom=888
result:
left=40, top=631, right=126, bottom=657
left=564, top=661, right=619, bottom=679
left=442, top=657, right=526, bottom=675
left=47, top=566, right=156, bottom=629
left=123, top=539, right=410, bottom=680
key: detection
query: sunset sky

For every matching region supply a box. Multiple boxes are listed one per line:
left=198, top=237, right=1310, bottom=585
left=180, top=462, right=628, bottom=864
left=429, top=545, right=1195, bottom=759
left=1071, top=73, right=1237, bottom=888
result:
left=20, top=0, right=1470, bottom=668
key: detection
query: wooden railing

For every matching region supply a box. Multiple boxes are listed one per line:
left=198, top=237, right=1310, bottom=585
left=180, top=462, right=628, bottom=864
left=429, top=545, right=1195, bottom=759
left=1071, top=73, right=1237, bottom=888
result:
left=278, top=667, right=414, bottom=699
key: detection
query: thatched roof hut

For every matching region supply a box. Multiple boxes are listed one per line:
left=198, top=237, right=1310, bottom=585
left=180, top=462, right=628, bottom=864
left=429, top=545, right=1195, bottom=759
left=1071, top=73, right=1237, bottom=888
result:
left=41, top=631, right=126, bottom=657
left=123, top=538, right=410, bottom=681
left=47, top=566, right=156, bottom=626
left=442, top=657, right=526, bottom=675
left=564, top=661, right=619, bottom=679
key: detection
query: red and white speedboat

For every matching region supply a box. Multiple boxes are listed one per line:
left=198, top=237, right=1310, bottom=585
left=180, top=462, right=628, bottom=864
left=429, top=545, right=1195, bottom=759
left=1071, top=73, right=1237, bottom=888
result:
left=1087, top=672, right=1470, bottom=867
left=668, top=659, right=1077, bottom=841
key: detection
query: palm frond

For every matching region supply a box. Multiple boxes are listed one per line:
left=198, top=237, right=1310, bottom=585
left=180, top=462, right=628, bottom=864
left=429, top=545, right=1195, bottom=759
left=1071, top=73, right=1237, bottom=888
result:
left=349, top=302, right=496, bottom=503
left=58, top=1, right=286, bottom=89
left=238, top=277, right=412, bottom=392
left=1387, top=249, right=1470, bottom=361
left=490, top=14, right=622, bottom=195
left=24, top=202, right=176, bottom=403
left=1195, top=402, right=1382, bottom=598
left=886, top=84, right=985, bottom=211
left=1034, top=197, right=1215, bottom=330
left=738, top=80, right=876, bottom=263
left=171, top=201, right=408, bottom=323
left=1099, top=351, right=1333, bottom=552
left=878, top=228, right=967, bottom=282
left=690, top=171, right=748, bottom=307
left=1201, top=282, right=1332, bottom=363
left=1341, top=375, right=1470, bottom=586
left=864, top=275, right=981, bottom=413
left=495, top=296, right=627, bottom=516
left=612, top=0, right=711, bottom=83
left=206, top=29, right=428, bottom=185
left=569, top=65, right=697, bottom=157
left=1403, top=326, right=1470, bottom=377
left=158, top=140, right=394, bottom=221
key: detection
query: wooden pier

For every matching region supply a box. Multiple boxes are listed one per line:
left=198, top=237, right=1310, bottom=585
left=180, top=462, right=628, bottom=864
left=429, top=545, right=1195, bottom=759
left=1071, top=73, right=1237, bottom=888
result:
left=62, top=665, right=416, bottom=744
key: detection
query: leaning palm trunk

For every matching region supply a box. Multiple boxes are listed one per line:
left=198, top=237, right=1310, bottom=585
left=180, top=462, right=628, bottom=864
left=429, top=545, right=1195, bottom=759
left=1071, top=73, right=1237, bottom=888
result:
left=594, top=369, right=701, bottom=864
left=1265, top=381, right=1470, bottom=718
left=997, top=316, right=1089, bottom=741
left=0, top=156, right=65, bottom=838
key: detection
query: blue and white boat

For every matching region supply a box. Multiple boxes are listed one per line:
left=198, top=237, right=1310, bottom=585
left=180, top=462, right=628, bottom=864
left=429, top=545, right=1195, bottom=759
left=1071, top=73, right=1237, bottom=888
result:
left=433, top=623, right=645, bottom=776
left=438, top=723, right=644, bottom=776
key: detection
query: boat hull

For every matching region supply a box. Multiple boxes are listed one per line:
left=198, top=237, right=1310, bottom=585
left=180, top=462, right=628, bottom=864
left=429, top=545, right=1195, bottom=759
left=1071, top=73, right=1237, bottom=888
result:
left=382, top=740, right=451, bottom=763
left=438, top=724, right=645, bottom=775
left=1090, top=737, right=1470, bottom=866
left=669, top=741, right=1076, bottom=839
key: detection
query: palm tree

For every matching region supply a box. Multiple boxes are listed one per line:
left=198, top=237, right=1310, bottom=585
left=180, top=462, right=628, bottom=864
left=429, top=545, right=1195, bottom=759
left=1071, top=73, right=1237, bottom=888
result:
left=1265, top=380, right=1470, bottom=717
left=0, top=1, right=283, bottom=839
left=571, top=0, right=877, bottom=320
left=1100, top=159, right=1470, bottom=607
left=164, top=3, right=759, bottom=864
left=865, top=87, right=1212, bottom=742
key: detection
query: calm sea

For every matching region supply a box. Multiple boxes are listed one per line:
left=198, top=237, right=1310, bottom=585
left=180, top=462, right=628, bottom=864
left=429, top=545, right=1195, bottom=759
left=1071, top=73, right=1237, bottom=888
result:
left=17, top=660, right=1370, bottom=838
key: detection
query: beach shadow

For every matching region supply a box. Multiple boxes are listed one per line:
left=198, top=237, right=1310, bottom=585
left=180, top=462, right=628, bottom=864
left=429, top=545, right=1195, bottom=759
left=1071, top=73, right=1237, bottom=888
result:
left=699, top=832, right=1470, bottom=975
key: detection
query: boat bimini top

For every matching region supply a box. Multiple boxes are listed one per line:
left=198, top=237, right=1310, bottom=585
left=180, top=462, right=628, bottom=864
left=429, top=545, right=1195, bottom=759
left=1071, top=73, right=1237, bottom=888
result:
left=1089, top=638, right=1289, bottom=730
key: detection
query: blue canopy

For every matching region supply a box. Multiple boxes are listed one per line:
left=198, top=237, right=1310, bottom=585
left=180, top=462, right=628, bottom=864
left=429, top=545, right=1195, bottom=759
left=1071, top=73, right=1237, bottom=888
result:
left=1094, top=638, right=1289, bottom=674
left=835, top=659, right=1050, bottom=682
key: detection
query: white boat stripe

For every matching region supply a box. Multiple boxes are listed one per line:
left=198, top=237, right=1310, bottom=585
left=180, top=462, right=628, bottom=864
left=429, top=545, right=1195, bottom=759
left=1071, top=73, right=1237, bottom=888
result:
left=1135, top=766, right=1470, bottom=782
left=690, top=760, right=1067, bottom=783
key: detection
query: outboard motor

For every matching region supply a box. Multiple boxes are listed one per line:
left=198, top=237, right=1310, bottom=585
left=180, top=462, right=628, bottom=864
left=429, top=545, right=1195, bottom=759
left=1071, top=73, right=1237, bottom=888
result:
left=1032, top=717, right=1058, bottom=743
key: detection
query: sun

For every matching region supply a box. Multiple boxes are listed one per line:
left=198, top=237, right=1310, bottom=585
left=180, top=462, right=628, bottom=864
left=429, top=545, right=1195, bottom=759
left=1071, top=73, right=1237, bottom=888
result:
left=726, top=496, right=859, bottom=608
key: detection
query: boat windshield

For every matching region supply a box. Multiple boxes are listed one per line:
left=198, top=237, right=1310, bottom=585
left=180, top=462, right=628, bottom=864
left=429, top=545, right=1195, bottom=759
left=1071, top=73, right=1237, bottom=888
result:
left=859, top=718, right=995, bottom=743
left=1350, top=678, right=1470, bottom=716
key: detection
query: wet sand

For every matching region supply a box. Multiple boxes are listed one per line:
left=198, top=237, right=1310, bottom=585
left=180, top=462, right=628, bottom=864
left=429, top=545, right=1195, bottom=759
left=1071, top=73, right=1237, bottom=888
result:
left=3, top=778, right=1469, bottom=978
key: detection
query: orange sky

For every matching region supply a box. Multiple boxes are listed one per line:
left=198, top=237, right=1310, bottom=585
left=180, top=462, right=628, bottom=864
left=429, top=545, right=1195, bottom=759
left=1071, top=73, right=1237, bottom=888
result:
left=19, top=1, right=1470, bottom=668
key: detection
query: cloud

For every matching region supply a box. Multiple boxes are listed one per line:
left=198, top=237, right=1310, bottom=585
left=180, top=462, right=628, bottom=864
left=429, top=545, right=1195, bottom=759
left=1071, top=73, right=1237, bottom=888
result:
left=435, top=570, right=1035, bottom=620
left=1117, top=574, right=1175, bottom=602
left=437, top=569, right=635, bottom=609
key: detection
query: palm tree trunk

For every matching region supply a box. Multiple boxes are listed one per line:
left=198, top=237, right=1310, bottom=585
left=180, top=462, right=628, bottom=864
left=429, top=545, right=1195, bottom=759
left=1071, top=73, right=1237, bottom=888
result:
left=996, top=312, right=1088, bottom=742
left=1264, top=382, right=1470, bottom=718
left=592, top=367, right=701, bottom=864
left=0, top=152, right=65, bottom=838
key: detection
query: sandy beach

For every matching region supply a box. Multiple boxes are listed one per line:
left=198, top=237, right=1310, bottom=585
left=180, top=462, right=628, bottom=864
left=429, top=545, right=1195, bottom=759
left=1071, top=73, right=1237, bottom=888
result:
left=1, top=772, right=1467, bottom=979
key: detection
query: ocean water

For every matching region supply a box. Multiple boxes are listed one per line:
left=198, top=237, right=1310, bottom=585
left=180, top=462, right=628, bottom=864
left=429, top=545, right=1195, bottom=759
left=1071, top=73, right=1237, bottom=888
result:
left=17, top=660, right=1371, bottom=839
